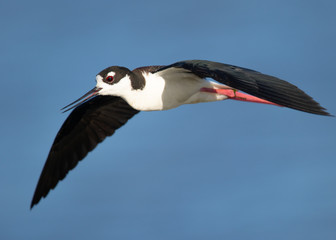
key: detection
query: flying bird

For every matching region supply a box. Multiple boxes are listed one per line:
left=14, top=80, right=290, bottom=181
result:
left=31, top=60, right=331, bottom=208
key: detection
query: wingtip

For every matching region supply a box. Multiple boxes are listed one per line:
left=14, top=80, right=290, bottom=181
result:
left=323, top=112, right=334, bottom=117
left=311, top=110, right=333, bottom=117
left=312, top=105, right=333, bottom=117
left=321, top=106, right=334, bottom=117
left=30, top=202, right=36, bottom=210
left=30, top=196, right=40, bottom=210
left=30, top=182, right=48, bottom=210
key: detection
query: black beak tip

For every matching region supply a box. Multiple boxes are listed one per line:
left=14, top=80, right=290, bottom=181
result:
left=61, top=87, right=101, bottom=113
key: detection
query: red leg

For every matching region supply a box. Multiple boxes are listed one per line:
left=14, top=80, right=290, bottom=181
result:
left=200, top=88, right=283, bottom=107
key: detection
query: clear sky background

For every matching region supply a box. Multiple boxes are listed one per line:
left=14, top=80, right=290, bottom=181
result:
left=1, top=0, right=336, bottom=239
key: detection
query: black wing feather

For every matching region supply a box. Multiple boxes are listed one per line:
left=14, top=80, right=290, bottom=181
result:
left=31, top=96, right=139, bottom=208
left=157, top=60, right=330, bottom=116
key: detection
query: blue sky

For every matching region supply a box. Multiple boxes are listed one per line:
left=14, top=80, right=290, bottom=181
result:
left=1, top=0, right=336, bottom=239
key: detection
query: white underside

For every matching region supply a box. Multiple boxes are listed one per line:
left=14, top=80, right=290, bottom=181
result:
left=96, top=67, right=230, bottom=111
left=126, top=68, right=230, bottom=111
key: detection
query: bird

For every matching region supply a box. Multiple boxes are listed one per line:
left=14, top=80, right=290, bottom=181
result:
left=30, top=59, right=331, bottom=208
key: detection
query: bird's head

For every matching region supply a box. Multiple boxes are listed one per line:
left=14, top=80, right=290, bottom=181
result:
left=96, top=66, right=133, bottom=96
left=61, top=66, right=133, bottom=112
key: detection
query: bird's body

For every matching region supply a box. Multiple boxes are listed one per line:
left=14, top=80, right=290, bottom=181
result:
left=97, top=65, right=229, bottom=111
left=31, top=60, right=331, bottom=208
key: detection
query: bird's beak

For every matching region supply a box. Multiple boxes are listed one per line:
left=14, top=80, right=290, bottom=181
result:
left=61, top=87, right=102, bottom=113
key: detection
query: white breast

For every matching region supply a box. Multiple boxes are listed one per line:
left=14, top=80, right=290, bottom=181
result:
left=125, top=72, right=166, bottom=111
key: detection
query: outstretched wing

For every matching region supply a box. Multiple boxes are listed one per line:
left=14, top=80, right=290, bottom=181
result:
left=155, top=60, right=330, bottom=116
left=31, top=96, right=139, bottom=208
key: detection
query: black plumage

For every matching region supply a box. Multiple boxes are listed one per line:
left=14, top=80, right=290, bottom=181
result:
left=31, top=96, right=138, bottom=208
left=157, top=60, right=330, bottom=116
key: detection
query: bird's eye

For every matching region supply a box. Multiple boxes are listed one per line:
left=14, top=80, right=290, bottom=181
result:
left=106, top=76, right=114, bottom=83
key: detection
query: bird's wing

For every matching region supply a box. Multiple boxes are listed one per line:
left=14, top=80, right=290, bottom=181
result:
left=31, top=96, right=139, bottom=208
left=155, top=60, right=330, bottom=116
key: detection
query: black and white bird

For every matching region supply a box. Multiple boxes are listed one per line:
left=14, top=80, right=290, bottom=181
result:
left=31, top=60, right=331, bottom=208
